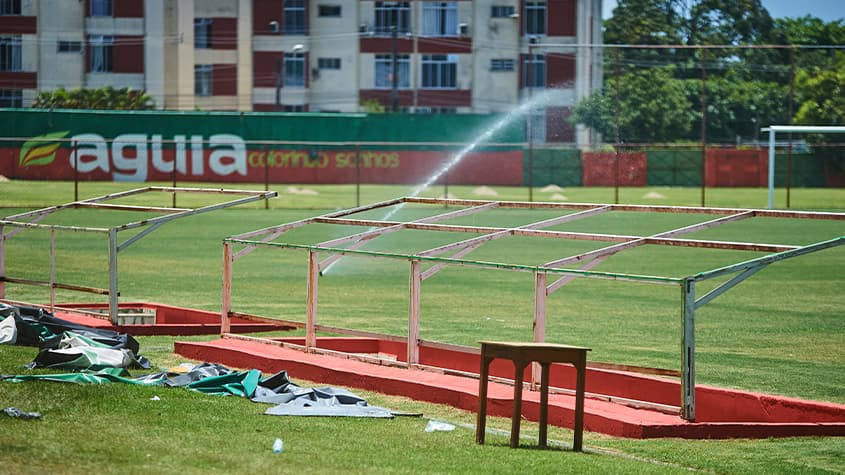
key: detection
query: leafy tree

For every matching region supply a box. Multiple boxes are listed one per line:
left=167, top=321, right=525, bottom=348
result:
left=31, top=86, right=155, bottom=110
left=793, top=58, right=845, bottom=171
left=571, top=67, right=696, bottom=143
left=604, top=0, right=687, bottom=65
left=591, top=0, right=842, bottom=145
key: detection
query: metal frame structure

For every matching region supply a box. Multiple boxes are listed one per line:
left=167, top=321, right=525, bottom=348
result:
left=1, top=186, right=277, bottom=323
left=222, top=197, right=843, bottom=421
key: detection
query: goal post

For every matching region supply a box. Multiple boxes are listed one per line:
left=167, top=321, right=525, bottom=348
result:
left=763, top=125, right=845, bottom=209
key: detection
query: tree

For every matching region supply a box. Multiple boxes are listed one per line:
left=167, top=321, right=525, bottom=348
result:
left=604, top=0, right=686, bottom=65
left=31, top=87, right=155, bottom=110
left=571, top=67, right=697, bottom=144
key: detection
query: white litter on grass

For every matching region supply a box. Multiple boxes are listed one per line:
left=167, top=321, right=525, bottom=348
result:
left=0, top=175, right=9, bottom=182
left=550, top=193, right=569, bottom=201
left=150, top=395, right=161, bottom=401
left=541, top=184, right=563, bottom=192
left=643, top=191, right=667, bottom=199
left=285, top=186, right=319, bottom=195
left=473, top=186, right=498, bottom=197
left=425, top=420, right=456, bottom=432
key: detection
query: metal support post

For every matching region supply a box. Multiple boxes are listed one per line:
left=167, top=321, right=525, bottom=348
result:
left=408, top=259, right=421, bottom=365
left=681, top=278, right=696, bottom=421
left=305, top=250, right=319, bottom=348
left=532, top=271, right=547, bottom=386
left=108, top=228, right=119, bottom=324
left=221, top=242, right=232, bottom=334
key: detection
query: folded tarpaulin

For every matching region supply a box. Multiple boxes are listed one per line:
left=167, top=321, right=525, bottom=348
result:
left=31, top=331, right=147, bottom=371
left=3, top=363, right=261, bottom=398
left=0, top=303, right=150, bottom=370
left=252, top=370, right=393, bottom=418
left=2, top=364, right=395, bottom=417
left=2, top=367, right=154, bottom=385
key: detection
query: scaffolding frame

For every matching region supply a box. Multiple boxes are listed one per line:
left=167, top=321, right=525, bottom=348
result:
left=223, top=197, right=843, bottom=421
left=1, top=186, right=277, bottom=322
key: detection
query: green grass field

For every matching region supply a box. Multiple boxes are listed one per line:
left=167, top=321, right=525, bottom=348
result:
left=1, top=180, right=844, bottom=474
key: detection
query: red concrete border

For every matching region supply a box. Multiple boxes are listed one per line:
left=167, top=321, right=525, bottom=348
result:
left=174, top=336, right=845, bottom=439
left=51, top=302, right=294, bottom=336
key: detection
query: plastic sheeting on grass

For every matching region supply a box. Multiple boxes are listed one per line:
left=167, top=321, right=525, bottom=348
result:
left=253, top=370, right=393, bottom=418
left=0, top=303, right=149, bottom=370
left=2, top=363, right=394, bottom=417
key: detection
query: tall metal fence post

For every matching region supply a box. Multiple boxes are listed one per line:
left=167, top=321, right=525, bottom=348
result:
left=700, top=48, right=708, bottom=207
left=171, top=141, right=177, bottom=208
left=614, top=47, right=621, bottom=204
left=264, top=143, right=270, bottom=210
left=355, top=144, right=361, bottom=208
left=787, top=47, right=796, bottom=209
left=72, top=140, right=78, bottom=201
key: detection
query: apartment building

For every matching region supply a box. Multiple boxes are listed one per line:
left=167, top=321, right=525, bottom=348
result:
left=1, top=0, right=602, bottom=144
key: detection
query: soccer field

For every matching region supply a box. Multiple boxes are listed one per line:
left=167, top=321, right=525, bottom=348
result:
left=2, top=180, right=844, bottom=474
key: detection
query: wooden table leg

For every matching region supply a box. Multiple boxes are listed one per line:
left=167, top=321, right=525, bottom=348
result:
left=538, top=362, right=551, bottom=447
left=476, top=355, right=491, bottom=444
left=573, top=356, right=586, bottom=452
left=510, top=359, right=525, bottom=448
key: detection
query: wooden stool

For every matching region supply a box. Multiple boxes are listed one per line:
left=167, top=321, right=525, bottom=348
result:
left=475, top=341, right=590, bottom=451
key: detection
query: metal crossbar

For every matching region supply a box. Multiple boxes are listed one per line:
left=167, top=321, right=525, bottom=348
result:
left=1, top=186, right=277, bottom=322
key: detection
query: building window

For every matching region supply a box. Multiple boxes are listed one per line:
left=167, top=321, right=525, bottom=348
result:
left=490, top=58, right=514, bottom=72
left=374, top=2, right=410, bottom=35
left=57, top=41, right=83, bottom=53
left=317, top=57, right=341, bottom=70
left=491, top=5, right=515, bottom=18
left=523, top=54, right=545, bottom=88
left=90, top=0, right=113, bottom=17
left=194, top=18, right=213, bottom=49
left=0, top=0, right=21, bottom=15
left=0, top=88, right=22, bottom=107
left=525, top=1, right=546, bottom=36
left=283, top=0, right=307, bottom=34
left=284, top=52, right=305, bottom=87
left=318, top=5, right=341, bottom=17
left=375, top=54, right=409, bottom=88
left=0, top=35, right=21, bottom=71
left=195, top=64, right=212, bottom=96
left=421, top=54, right=457, bottom=89
left=283, top=104, right=305, bottom=112
left=89, top=35, right=113, bottom=72
left=422, top=2, right=457, bottom=36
